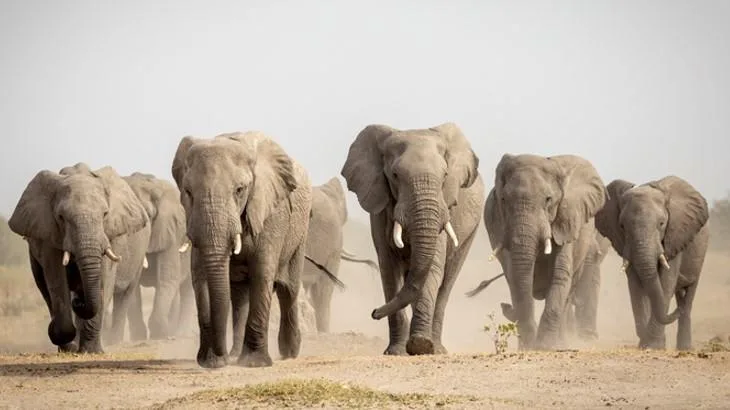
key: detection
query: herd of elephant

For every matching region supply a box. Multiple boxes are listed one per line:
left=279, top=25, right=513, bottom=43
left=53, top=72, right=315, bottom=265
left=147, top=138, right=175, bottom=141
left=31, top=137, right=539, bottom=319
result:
left=7, top=123, right=711, bottom=369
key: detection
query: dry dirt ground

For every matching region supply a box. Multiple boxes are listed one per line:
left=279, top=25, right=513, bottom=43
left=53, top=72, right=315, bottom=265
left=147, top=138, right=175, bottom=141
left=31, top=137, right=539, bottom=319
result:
left=1, top=221, right=729, bottom=409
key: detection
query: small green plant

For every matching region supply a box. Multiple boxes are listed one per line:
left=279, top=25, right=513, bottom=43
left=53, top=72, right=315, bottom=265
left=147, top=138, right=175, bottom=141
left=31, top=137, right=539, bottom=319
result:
left=483, top=312, right=519, bottom=354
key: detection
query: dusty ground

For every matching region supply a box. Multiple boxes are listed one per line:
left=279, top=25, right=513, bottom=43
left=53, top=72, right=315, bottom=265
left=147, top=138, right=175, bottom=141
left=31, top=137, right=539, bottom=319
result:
left=1, top=221, right=729, bottom=409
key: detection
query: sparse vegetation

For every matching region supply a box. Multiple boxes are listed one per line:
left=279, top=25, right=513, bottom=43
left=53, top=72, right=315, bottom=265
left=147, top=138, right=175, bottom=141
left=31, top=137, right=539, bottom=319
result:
left=483, top=312, right=519, bottom=354
left=152, top=379, right=478, bottom=409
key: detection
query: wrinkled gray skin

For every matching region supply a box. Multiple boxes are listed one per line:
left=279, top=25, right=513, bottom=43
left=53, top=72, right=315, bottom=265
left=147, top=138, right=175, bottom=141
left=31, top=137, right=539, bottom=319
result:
left=303, top=177, right=379, bottom=333
left=595, top=176, right=709, bottom=350
left=466, top=231, right=611, bottom=341
left=123, top=172, right=195, bottom=340
left=341, top=122, right=484, bottom=356
left=484, top=154, right=607, bottom=350
left=9, top=163, right=150, bottom=353
left=172, top=131, right=312, bottom=369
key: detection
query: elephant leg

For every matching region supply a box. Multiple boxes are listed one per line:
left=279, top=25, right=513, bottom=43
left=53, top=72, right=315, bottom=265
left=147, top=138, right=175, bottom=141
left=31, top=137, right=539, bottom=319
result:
left=229, top=280, right=249, bottom=358
left=675, top=282, right=697, bottom=351
left=168, top=289, right=181, bottom=337
left=175, top=275, right=196, bottom=337
left=127, top=284, right=148, bottom=341
left=536, top=246, right=574, bottom=350
left=276, top=244, right=304, bottom=360
left=238, top=259, right=276, bottom=368
left=573, top=261, right=601, bottom=341
left=310, top=277, right=335, bottom=334
left=107, top=283, right=139, bottom=346
left=626, top=270, right=651, bottom=347
left=148, top=250, right=180, bottom=339
left=376, top=255, right=409, bottom=355
left=432, top=228, right=477, bottom=355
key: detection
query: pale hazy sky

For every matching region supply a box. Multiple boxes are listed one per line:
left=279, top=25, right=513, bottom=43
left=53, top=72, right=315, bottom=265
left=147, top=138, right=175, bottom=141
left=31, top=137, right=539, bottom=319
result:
left=1, top=1, right=729, bottom=221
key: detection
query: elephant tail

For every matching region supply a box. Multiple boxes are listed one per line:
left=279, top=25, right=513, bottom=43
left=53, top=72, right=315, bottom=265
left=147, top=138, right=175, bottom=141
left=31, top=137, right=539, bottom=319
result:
left=464, top=272, right=505, bottom=298
left=305, top=255, right=346, bottom=290
left=340, top=248, right=379, bottom=272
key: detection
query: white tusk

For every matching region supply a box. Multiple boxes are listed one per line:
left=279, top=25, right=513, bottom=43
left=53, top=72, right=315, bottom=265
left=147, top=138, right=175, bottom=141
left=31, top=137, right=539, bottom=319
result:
left=444, top=222, right=459, bottom=247
left=178, top=240, right=191, bottom=253
left=621, top=259, right=630, bottom=272
left=233, top=234, right=242, bottom=255
left=104, top=248, right=121, bottom=262
left=488, top=245, right=502, bottom=262
left=544, top=238, right=552, bottom=255
left=142, top=256, right=149, bottom=269
left=659, top=254, right=670, bottom=270
left=392, top=222, right=404, bottom=249
left=62, top=251, right=70, bottom=266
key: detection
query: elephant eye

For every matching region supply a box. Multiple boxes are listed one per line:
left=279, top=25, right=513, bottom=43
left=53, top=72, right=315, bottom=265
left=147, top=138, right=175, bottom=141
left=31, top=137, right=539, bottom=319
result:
left=185, top=189, right=192, bottom=198
left=545, top=196, right=552, bottom=205
left=103, top=211, right=109, bottom=218
left=235, top=186, right=245, bottom=196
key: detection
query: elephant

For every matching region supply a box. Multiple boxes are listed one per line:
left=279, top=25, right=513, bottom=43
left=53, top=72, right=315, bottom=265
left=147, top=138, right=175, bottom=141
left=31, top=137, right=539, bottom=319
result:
left=302, top=176, right=379, bottom=333
left=122, top=172, right=195, bottom=340
left=171, top=131, right=314, bottom=369
left=595, top=176, right=710, bottom=350
left=484, top=154, right=607, bottom=350
left=8, top=163, right=150, bottom=353
left=465, top=230, right=611, bottom=341
left=341, top=122, right=485, bottom=356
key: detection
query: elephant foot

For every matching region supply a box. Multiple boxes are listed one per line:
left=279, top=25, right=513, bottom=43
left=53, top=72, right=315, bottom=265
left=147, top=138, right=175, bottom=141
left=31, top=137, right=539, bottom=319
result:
left=578, top=330, right=599, bottom=342
left=238, top=347, right=273, bottom=368
left=638, top=340, right=666, bottom=350
left=77, top=341, right=104, bottom=354
left=406, top=335, right=435, bottom=355
left=433, top=342, right=448, bottom=355
left=196, top=347, right=228, bottom=369
left=130, top=327, right=149, bottom=342
left=229, top=344, right=243, bottom=360
left=58, top=342, right=78, bottom=353
left=48, top=320, right=76, bottom=347
left=383, top=344, right=407, bottom=356
left=278, top=329, right=301, bottom=360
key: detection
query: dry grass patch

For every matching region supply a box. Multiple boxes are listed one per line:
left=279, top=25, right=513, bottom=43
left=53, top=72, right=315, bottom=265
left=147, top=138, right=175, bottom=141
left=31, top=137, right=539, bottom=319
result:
left=152, top=378, right=479, bottom=409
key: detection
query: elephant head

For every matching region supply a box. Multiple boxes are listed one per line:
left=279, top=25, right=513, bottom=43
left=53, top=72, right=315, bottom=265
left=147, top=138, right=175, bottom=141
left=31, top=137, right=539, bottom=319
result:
left=123, top=172, right=187, bottom=254
left=9, top=163, right=148, bottom=320
left=341, top=122, right=479, bottom=319
left=595, top=176, right=709, bottom=325
left=171, top=131, right=298, bottom=354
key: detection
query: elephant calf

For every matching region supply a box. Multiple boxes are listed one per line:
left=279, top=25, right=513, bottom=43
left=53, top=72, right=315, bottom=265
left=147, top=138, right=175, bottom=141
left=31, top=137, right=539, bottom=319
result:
left=596, top=176, right=710, bottom=350
left=341, top=122, right=485, bottom=356
left=123, top=172, right=195, bottom=341
left=9, top=163, right=150, bottom=353
left=302, top=177, right=379, bottom=333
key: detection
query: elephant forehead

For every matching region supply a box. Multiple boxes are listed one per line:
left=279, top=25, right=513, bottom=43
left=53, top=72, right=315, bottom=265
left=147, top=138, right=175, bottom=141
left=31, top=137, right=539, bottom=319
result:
left=503, top=167, right=552, bottom=194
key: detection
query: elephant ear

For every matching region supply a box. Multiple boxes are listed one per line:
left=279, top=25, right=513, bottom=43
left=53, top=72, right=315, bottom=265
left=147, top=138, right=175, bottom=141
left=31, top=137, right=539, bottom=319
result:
left=171, top=136, right=197, bottom=190
left=431, top=122, right=479, bottom=208
left=92, top=166, right=149, bottom=239
left=320, top=177, right=348, bottom=225
left=230, top=132, right=298, bottom=237
left=651, top=176, right=709, bottom=260
left=8, top=170, right=63, bottom=247
left=341, top=124, right=394, bottom=214
left=595, top=179, right=635, bottom=258
left=483, top=187, right=504, bottom=250
left=125, top=173, right=186, bottom=253
left=550, top=155, right=607, bottom=246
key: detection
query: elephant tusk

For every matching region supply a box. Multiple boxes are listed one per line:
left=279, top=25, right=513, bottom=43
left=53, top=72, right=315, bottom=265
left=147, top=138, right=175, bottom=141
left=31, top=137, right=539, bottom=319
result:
left=488, top=245, right=502, bottom=261
left=142, top=256, right=149, bottom=269
left=444, top=222, right=459, bottom=247
left=659, top=254, right=670, bottom=270
left=178, top=240, right=191, bottom=253
left=544, top=238, right=552, bottom=255
left=233, top=233, right=242, bottom=255
left=392, top=222, right=404, bottom=249
left=62, top=251, right=70, bottom=266
left=104, top=248, right=121, bottom=262
left=621, top=259, right=630, bottom=272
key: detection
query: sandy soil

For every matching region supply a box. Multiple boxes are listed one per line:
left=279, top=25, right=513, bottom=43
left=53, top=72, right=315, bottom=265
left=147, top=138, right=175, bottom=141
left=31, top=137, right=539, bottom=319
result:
left=1, top=222, right=729, bottom=409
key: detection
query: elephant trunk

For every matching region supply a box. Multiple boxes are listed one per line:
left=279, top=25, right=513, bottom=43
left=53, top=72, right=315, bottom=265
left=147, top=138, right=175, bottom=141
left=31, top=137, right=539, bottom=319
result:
left=506, top=216, right=540, bottom=344
left=200, top=248, right=231, bottom=357
left=371, top=177, right=442, bottom=319
left=634, top=250, right=679, bottom=325
left=73, top=251, right=104, bottom=320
